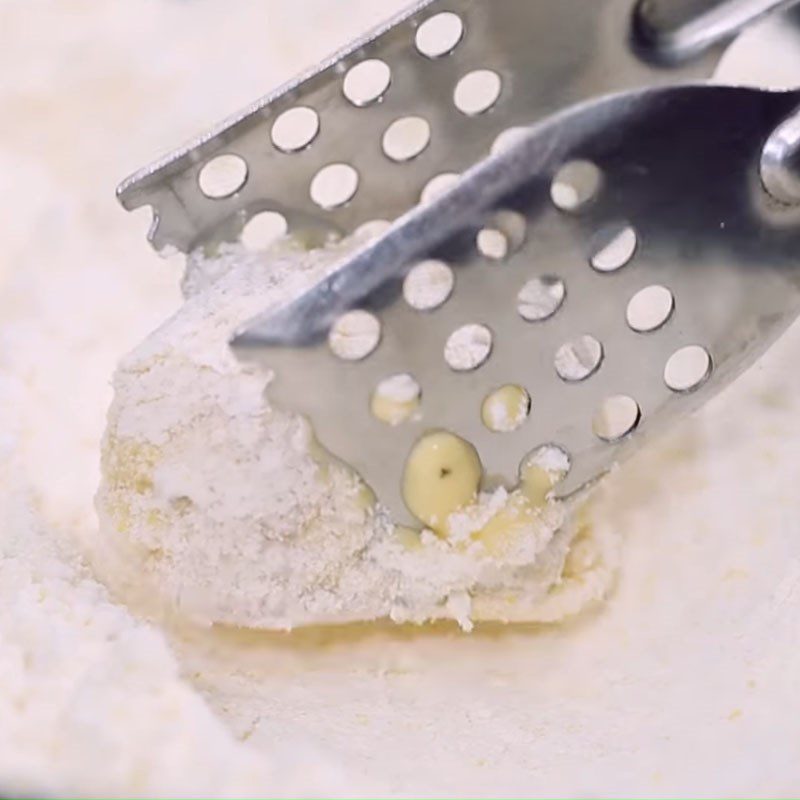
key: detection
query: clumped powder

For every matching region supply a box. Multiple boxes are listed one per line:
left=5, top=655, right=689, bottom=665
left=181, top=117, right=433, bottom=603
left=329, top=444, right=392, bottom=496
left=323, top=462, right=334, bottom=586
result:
left=95, top=236, right=618, bottom=631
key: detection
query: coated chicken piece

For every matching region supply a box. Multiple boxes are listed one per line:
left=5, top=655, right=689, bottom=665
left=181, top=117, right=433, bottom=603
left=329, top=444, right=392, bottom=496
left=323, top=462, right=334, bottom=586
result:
left=95, top=233, right=619, bottom=630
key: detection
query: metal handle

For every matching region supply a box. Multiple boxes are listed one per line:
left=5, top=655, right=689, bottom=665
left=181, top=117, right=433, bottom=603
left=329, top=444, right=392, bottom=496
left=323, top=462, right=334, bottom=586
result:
left=634, top=0, right=800, bottom=61
left=762, top=104, right=800, bottom=204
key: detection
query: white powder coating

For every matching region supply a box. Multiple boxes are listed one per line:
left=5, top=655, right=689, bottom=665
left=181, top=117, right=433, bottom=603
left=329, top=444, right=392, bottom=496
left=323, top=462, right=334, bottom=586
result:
left=526, top=444, right=571, bottom=476
left=402, top=258, right=454, bottom=310
left=517, top=275, right=566, bottom=321
left=482, top=386, right=529, bottom=432
left=95, top=237, right=617, bottom=630
left=554, top=334, right=604, bottom=382
left=329, top=309, right=382, bottom=360
left=374, top=372, right=420, bottom=404
left=444, top=322, right=493, bottom=370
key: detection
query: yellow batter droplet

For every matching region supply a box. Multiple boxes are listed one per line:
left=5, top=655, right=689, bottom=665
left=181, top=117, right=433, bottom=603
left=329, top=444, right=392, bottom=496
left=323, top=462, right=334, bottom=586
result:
left=563, top=511, right=596, bottom=577
left=402, top=431, right=483, bottom=531
left=519, top=446, right=570, bottom=506
left=519, top=464, right=555, bottom=507
left=481, top=384, right=530, bottom=432
left=395, top=525, right=423, bottom=551
left=475, top=491, right=541, bottom=556
left=355, top=483, right=377, bottom=510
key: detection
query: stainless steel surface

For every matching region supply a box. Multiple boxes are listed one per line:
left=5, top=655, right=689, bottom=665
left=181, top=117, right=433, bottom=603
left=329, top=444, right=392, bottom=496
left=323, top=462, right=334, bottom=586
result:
left=236, top=86, right=800, bottom=524
left=116, top=0, right=800, bottom=526
left=117, top=0, right=748, bottom=255
left=762, top=103, right=800, bottom=202
left=634, top=0, right=799, bottom=61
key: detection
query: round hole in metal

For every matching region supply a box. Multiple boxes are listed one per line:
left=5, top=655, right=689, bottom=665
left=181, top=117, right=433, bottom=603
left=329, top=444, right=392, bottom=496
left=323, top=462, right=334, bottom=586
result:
left=198, top=154, right=248, bottom=199
left=382, top=116, right=431, bottom=162
left=403, top=259, right=455, bottom=311
left=551, top=160, right=602, bottom=212
left=454, top=69, right=502, bottom=116
left=310, top=163, right=359, bottom=209
left=491, top=126, right=530, bottom=155
left=593, top=395, right=641, bottom=441
left=664, top=345, right=712, bottom=392
left=627, top=284, right=674, bottom=332
left=371, top=373, right=421, bottom=426
left=241, top=211, right=288, bottom=250
left=271, top=106, right=320, bottom=153
left=481, top=385, right=531, bottom=432
left=554, top=334, right=603, bottom=381
left=415, top=12, right=464, bottom=58
left=590, top=222, right=637, bottom=272
left=420, top=172, right=460, bottom=204
left=517, top=276, right=566, bottom=322
left=343, top=59, right=392, bottom=107
left=444, top=324, right=493, bottom=371
left=328, top=310, right=381, bottom=360
left=478, top=209, right=525, bottom=260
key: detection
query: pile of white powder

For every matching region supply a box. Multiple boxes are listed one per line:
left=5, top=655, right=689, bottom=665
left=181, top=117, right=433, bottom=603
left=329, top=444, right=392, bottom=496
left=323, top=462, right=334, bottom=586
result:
left=0, top=453, right=356, bottom=797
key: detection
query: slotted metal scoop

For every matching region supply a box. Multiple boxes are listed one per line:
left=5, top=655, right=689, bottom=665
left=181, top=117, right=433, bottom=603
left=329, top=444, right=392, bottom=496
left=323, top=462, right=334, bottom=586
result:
left=233, top=84, right=800, bottom=523
left=117, top=0, right=795, bottom=252
left=116, top=0, right=800, bottom=525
